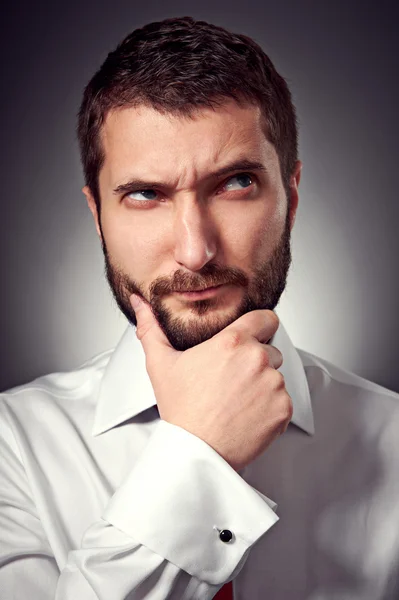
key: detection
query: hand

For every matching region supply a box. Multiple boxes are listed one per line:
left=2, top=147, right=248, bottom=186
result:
left=130, top=294, right=293, bottom=472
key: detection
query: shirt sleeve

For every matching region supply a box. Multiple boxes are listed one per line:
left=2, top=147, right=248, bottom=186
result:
left=0, top=404, right=279, bottom=600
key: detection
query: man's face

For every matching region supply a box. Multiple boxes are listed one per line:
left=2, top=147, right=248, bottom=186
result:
left=84, top=100, right=301, bottom=351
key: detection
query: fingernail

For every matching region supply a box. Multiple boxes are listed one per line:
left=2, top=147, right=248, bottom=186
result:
left=131, top=295, right=143, bottom=310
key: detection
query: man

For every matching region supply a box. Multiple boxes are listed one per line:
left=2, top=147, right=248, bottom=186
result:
left=1, top=14, right=399, bottom=600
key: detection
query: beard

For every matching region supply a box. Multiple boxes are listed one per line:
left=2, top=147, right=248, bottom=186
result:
left=99, top=206, right=292, bottom=351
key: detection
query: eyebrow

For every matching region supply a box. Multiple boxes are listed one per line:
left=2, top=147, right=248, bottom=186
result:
left=112, top=159, right=268, bottom=195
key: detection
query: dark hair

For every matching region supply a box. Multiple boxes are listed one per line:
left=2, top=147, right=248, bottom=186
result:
left=77, top=16, right=298, bottom=214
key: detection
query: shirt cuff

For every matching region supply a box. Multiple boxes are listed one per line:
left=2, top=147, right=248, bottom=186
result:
left=103, top=419, right=279, bottom=585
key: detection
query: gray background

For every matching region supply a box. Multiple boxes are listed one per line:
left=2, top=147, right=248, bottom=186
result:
left=1, top=0, right=398, bottom=393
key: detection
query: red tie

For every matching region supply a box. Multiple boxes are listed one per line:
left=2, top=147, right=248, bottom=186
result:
left=213, top=581, right=233, bottom=599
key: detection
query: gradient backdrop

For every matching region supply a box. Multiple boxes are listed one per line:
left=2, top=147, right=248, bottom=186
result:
left=1, top=0, right=398, bottom=394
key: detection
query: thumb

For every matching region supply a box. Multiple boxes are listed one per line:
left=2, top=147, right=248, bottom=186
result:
left=130, top=294, right=176, bottom=362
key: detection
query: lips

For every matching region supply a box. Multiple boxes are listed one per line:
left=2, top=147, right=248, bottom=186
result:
left=174, top=284, right=227, bottom=300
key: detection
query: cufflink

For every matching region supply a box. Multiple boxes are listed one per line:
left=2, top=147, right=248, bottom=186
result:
left=213, top=526, right=234, bottom=543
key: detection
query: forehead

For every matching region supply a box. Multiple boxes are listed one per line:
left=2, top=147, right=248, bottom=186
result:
left=99, top=100, right=279, bottom=187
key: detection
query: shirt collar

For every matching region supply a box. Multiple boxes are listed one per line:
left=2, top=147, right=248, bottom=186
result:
left=92, top=318, right=315, bottom=437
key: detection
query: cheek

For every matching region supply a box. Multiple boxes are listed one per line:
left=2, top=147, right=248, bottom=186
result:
left=101, top=215, right=164, bottom=275
left=223, top=202, right=283, bottom=264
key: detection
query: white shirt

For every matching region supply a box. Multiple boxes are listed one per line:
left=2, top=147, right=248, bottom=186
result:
left=1, top=319, right=399, bottom=600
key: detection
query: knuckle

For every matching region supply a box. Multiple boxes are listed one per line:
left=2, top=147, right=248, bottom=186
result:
left=136, top=322, right=152, bottom=342
left=273, top=394, right=293, bottom=436
left=135, top=325, right=146, bottom=342
left=281, top=393, right=293, bottom=421
left=222, top=329, right=243, bottom=351
left=252, top=346, right=271, bottom=370
left=272, top=369, right=286, bottom=388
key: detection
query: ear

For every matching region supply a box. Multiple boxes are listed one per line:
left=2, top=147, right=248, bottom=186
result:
left=82, top=186, right=102, bottom=240
left=287, top=160, right=302, bottom=231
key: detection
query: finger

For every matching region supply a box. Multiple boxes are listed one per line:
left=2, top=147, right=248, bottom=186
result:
left=229, top=309, right=280, bottom=344
left=130, top=294, right=178, bottom=364
left=261, top=344, right=283, bottom=370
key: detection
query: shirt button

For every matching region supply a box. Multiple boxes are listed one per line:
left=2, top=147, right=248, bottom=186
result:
left=219, top=529, right=233, bottom=543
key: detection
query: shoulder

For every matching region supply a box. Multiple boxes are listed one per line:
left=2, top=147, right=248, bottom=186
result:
left=296, top=348, right=399, bottom=483
left=0, top=346, right=114, bottom=429
left=296, top=346, right=399, bottom=417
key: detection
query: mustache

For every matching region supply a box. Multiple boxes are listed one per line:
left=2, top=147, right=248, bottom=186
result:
left=150, top=264, right=248, bottom=297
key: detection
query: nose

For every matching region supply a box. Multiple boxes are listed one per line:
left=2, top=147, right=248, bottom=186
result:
left=172, top=195, right=218, bottom=271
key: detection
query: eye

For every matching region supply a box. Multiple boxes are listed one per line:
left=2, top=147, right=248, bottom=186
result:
left=222, top=173, right=254, bottom=192
left=126, top=189, right=159, bottom=202
left=124, top=172, right=255, bottom=206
